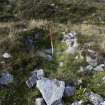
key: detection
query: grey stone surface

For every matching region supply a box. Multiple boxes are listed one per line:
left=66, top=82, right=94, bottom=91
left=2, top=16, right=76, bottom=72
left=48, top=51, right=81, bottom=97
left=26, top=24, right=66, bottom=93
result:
left=85, top=92, right=104, bottom=105
left=0, top=72, right=13, bottom=86
left=36, top=78, right=65, bottom=105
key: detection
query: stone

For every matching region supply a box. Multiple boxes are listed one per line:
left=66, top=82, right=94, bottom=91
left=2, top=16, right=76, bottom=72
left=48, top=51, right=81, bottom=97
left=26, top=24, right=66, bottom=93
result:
left=100, top=101, right=105, bottom=105
left=64, top=85, right=75, bottom=96
left=86, top=56, right=97, bottom=66
left=71, top=100, right=83, bottom=105
left=85, top=92, right=104, bottom=105
left=47, top=55, right=53, bottom=61
left=85, top=65, right=93, bottom=71
left=2, top=52, right=11, bottom=59
left=59, top=62, right=64, bottom=67
left=36, top=78, right=65, bottom=105
left=94, top=64, right=105, bottom=72
left=26, top=73, right=37, bottom=88
left=102, top=76, right=105, bottom=82
left=32, top=69, right=44, bottom=80
left=26, top=69, right=44, bottom=88
left=0, top=72, right=13, bottom=86
left=37, top=51, right=53, bottom=61
left=62, top=32, right=78, bottom=54
left=35, top=98, right=46, bottom=105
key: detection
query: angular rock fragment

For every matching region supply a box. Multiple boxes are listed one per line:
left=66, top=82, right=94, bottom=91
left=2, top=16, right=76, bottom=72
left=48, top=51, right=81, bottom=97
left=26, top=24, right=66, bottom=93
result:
left=0, top=72, right=13, bottom=86
left=35, top=98, right=46, bottom=105
left=64, top=85, right=75, bottom=96
left=36, top=78, right=65, bottom=105
left=26, top=69, right=44, bottom=88
left=85, top=92, right=104, bottom=105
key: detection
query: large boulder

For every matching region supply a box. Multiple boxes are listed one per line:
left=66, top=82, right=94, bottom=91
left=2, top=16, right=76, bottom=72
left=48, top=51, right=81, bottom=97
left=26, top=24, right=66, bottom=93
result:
left=36, top=78, right=65, bottom=105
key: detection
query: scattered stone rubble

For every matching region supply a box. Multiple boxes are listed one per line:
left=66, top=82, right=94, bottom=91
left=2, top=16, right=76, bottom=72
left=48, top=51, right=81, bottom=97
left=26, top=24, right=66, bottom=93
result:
left=62, top=32, right=78, bottom=54
left=85, top=92, right=105, bottom=105
left=36, top=78, right=65, bottom=105
left=0, top=72, right=13, bottom=86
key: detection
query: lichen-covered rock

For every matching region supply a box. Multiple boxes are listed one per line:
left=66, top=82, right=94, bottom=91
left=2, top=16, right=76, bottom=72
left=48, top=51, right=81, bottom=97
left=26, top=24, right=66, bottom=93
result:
left=36, top=78, right=65, bottom=105
left=85, top=92, right=104, bottom=105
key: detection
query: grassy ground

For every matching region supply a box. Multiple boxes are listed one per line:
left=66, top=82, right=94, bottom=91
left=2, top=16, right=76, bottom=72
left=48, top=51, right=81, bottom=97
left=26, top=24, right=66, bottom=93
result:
left=0, top=0, right=105, bottom=105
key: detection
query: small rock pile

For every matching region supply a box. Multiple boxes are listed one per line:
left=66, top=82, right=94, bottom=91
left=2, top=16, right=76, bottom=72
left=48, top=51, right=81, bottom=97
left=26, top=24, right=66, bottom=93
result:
left=26, top=69, right=76, bottom=105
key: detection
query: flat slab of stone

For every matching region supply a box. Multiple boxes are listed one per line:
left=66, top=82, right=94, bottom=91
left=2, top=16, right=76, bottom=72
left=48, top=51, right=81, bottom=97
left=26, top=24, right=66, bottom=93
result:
left=36, top=78, right=65, bottom=105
